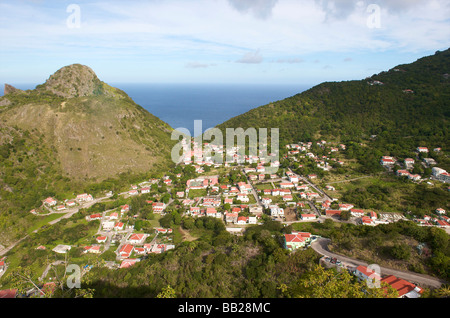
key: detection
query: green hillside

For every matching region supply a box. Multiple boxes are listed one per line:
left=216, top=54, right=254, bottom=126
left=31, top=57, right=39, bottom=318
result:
left=217, top=49, right=450, bottom=171
left=0, top=64, right=176, bottom=243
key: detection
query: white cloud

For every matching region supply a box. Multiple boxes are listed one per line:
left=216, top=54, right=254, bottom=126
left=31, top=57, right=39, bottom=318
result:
left=0, top=0, right=449, bottom=83
left=227, top=0, right=279, bottom=19
left=236, top=50, right=264, bottom=64
left=185, top=62, right=216, bottom=68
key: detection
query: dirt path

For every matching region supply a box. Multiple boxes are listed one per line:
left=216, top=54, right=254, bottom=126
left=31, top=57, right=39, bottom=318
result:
left=178, top=226, right=196, bottom=242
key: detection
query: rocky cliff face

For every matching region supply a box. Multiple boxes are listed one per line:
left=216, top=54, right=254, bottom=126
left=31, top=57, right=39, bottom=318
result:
left=4, top=84, right=23, bottom=95
left=38, top=64, right=122, bottom=99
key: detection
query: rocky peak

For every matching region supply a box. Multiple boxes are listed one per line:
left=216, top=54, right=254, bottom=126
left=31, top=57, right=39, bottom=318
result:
left=4, top=84, right=23, bottom=95
left=40, top=64, right=107, bottom=98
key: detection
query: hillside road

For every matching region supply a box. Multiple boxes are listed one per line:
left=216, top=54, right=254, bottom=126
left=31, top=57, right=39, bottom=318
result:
left=311, top=238, right=447, bottom=289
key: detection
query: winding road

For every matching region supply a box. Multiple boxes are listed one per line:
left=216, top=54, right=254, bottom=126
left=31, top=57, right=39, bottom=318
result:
left=311, top=238, right=447, bottom=289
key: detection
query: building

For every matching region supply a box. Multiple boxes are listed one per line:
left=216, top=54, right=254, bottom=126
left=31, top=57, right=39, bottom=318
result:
left=325, top=210, right=341, bottom=217
left=381, top=275, right=423, bottom=298
left=129, top=233, right=146, bottom=244
left=284, top=233, right=306, bottom=251
left=350, top=209, right=365, bottom=217
left=301, top=214, right=316, bottom=221
left=417, top=147, right=428, bottom=153
left=354, top=265, right=381, bottom=283
left=380, top=156, right=395, bottom=166
left=284, top=232, right=311, bottom=251
left=43, top=197, right=57, bottom=206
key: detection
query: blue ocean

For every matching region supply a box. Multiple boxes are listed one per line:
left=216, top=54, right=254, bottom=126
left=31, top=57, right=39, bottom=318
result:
left=1, top=83, right=311, bottom=136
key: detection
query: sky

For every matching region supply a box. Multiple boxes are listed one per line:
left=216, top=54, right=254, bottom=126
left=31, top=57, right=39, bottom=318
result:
left=0, top=0, right=449, bottom=86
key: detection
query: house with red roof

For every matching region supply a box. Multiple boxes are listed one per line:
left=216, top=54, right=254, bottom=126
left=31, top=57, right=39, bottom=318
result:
left=284, top=233, right=307, bottom=251
left=325, top=210, right=341, bottom=217
left=55, top=205, right=66, bottom=211
left=380, top=156, right=395, bottom=166
left=237, top=182, right=252, bottom=193
left=152, top=202, right=166, bottom=213
left=225, top=212, right=239, bottom=223
left=66, top=200, right=76, bottom=207
left=280, top=182, right=294, bottom=189
left=381, top=275, right=423, bottom=298
left=120, top=259, right=139, bottom=269
left=84, top=245, right=101, bottom=254
left=301, top=214, right=316, bottom=221
left=140, top=187, right=150, bottom=194
left=350, top=209, right=365, bottom=217
left=237, top=216, right=248, bottom=224
left=176, top=191, right=184, bottom=198
left=43, top=197, right=57, bottom=206
left=417, top=147, right=428, bottom=153
left=114, top=222, right=124, bottom=231
left=96, top=236, right=107, bottom=243
left=128, top=189, right=139, bottom=196
left=76, top=193, right=93, bottom=202
left=86, top=213, right=102, bottom=221
left=361, top=216, right=375, bottom=225
left=119, top=244, right=134, bottom=258
left=436, top=220, right=450, bottom=228
left=339, top=203, right=354, bottom=211
left=129, top=233, right=146, bottom=244
left=354, top=265, right=381, bottom=283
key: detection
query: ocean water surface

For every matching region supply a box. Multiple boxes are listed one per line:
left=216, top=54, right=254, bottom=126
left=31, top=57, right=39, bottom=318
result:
left=1, top=83, right=311, bottom=136
left=114, top=83, right=311, bottom=136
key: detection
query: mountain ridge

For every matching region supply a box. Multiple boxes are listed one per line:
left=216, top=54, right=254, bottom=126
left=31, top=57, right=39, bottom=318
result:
left=216, top=49, right=450, bottom=172
left=0, top=64, right=176, bottom=243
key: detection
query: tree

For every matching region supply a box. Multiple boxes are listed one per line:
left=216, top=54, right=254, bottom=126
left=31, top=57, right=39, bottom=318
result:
left=287, top=265, right=398, bottom=298
left=156, top=285, right=176, bottom=298
left=389, top=243, right=411, bottom=260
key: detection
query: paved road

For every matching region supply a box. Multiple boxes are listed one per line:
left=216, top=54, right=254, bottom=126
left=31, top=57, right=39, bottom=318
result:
left=0, top=196, right=111, bottom=257
left=311, top=238, right=447, bottom=289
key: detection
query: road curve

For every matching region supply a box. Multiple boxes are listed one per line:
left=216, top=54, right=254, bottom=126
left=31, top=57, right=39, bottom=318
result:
left=311, top=238, right=447, bottom=289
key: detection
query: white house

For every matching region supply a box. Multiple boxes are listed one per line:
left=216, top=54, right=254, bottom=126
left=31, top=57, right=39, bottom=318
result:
left=301, top=214, right=316, bottom=221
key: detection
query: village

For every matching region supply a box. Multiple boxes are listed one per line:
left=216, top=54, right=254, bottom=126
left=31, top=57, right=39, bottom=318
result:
left=0, top=138, right=447, bottom=298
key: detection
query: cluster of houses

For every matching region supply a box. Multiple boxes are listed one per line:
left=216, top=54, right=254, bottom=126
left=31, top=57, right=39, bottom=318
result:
left=381, top=147, right=447, bottom=184
left=286, top=141, right=345, bottom=170
left=37, top=193, right=94, bottom=213
left=413, top=208, right=449, bottom=228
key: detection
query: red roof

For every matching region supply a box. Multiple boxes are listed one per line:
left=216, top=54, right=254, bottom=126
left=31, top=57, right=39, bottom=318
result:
left=284, top=234, right=305, bottom=243
left=326, top=210, right=341, bottom=216
left=356, top=265, right=381, bottom=280
left=129, top=233, right=145, bottom=241
left=119, top=244, right=133, bottom=255
left=381, top=275, right=422, bottom=297
left=0, top=289, right=17, bottom=298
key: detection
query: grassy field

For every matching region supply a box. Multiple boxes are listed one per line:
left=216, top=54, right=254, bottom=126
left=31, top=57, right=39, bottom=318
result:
left=27, top=213, right=68, bottom=234
left=188, top=189, right=208, bottom=199
left=326, top=174, right=419, bottom=213
left=254, top=183, right=274, bottom=191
